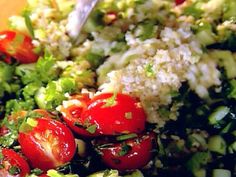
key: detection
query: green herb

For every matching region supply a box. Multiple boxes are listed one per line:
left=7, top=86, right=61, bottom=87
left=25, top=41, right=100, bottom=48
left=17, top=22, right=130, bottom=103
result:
left=0, top=152, right=3, bottom=159
left=118, top=143, right=131, bottom=156
left=125, top=112, right=133, bottom=119
left=0, top=164, right=4, bottom=169
left=183, top=2, right=203, bottom=19
left=116, top=133, right=137, bottom=141
left=145, top=63, right=155, bottom=77
left=9, top=166, right=20, bottom=175
left=186, top=152, right=211, bottom=174
left=31, top=168, right=43, bottom=175
left=23, top=10, right=35, bottom=38
left=102, top=92, right=118, bottom=108
left=86, top=124, right=97, bottom=134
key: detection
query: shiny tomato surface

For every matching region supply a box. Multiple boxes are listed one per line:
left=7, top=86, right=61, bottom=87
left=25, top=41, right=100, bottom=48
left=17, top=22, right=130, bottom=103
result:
left=81, top=93, right=146, bottom=135
left=18, top=118, right=76, bottom=171
left=0, top=148, right=30, bottom=177
left=0, top=30, right=39, bottom=63
left=96, top=132, right=156, bottom=171
left=60, top=94, right=98, bottom=137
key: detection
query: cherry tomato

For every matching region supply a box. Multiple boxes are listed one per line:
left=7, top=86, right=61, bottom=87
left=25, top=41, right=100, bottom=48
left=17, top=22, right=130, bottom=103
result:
left=81, top=93, right=146, bottom=135
left=59, top=94, right=98, bottom=137
left=18, top=118, right=76, bottom=171
left=95, top=132, right=156, bottom=171
left=0, top=109, right=52, bottom=137
left=103, top=12, right=118, bottom=25
left=175, top=0, right=185, bottom=5
left=0, top=31, right=39, bottom=64
left=0, top=148, right=30, bottom=177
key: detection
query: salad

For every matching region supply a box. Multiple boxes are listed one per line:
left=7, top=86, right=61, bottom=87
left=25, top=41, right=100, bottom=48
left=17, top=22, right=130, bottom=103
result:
left=0, top=0, right=236, bottom=177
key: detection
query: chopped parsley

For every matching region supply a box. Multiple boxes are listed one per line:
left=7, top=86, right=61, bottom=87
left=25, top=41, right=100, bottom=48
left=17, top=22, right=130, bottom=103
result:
left=86, top=124, right=97, bottom=134
left=116, top=133, right=137, bottom=141
left=9, top=166, right=20, bottom=175
left=118, top=143, right=132, bottom=156
left=102, top=92, right=118, bottom=108
left=145, top=63, right=155, bottom=77
left=125, top=112, right=133, bottom=119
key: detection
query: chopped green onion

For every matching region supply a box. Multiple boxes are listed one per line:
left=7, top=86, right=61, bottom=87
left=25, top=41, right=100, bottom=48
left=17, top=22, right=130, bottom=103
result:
left=208, top=106, right=230, bottom=125
left=116, top=133, right=138, bottom=141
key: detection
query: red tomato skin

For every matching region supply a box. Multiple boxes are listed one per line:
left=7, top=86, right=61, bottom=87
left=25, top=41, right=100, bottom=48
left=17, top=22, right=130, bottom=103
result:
left=82, top=93, right=146, bottom=135
left=18, top=118, right=76, bottom=171
left=60, top=94, right=99, bottom=137
left=175, top=0, right=185, bottom=5
left=62, top=105, right=98, bottom=137
left=0, top=148, right=30, bottom=177
left=97, top=132, right=156, bottom=171
left=0, top=31, right=39, bottom=64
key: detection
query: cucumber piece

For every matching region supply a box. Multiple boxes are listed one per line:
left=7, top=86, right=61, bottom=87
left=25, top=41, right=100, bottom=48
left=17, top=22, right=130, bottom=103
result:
left=223, top=0, right=236, bottom=21
left=212, top=169, right=231, bottom=177
left=35, top=87, right=47, bottom=109
left=124, top=170, right=144, bottom=177
left=228, top=141, right=236, bottom=153
left=87, top=170, right=120, bottom=177
left=208, top=106, right=230, bottom=125
left=193, top=168, right=206, bottom=177
left=209, top=50, right=236, bottom=79
left=196, top=30, right=216, bottom=46
left=208, top=135, right=227, bottom=155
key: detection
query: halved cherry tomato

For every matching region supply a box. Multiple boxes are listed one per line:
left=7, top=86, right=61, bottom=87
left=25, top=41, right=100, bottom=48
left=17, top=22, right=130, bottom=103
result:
left=0, top=31, right=39, bottom=64
left=175, top=0, right=185, bottom=5
left=59, top=94, right=97, bottom=137
left=95, top=132, right=156, bottom=171
left=0, top=148, right=30, bottom=177
left=0, top=109, right=52, bottom=137
left=18, top=118, right=76, bottom=171
left=81, top=93, right=146, bottom=135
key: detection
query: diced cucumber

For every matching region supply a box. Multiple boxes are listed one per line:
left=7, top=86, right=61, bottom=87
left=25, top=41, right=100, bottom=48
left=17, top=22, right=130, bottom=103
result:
left=228, top=141, right=236, bottom=153
left=208, top=135, right=227, bottom=155
left=209, top=50, right=236, bottom=79
left=212, top=169, right=231, bottom=177
left=35, top=87, right=47, bottom=109
left=196, top=30, right=216, bottom=46
left=87, top=170, right=120, bottom=177
left=193, top=168, right=206, bottom=177
left=124, top=170, right=144, bottom=177
left=208, top=106, right=230, bottom=125
left=223, top=0, right=236, bottom=21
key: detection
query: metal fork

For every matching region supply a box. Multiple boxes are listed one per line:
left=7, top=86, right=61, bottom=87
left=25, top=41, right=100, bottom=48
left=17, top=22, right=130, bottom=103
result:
left=67, top=0, right=99, bottom=38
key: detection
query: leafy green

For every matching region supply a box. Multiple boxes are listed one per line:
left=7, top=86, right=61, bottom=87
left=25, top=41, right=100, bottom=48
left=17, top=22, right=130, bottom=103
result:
left=22, top=10, right=35, bottom=38
left=183, top=3, right=203, bottom=18
left=137, top=21, right=157, bottom=41
left=0, top=61, right=19, bottom=98
left=35, top=78, right=76, bottom=110
left=186, top=152, right=211, bottom=174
